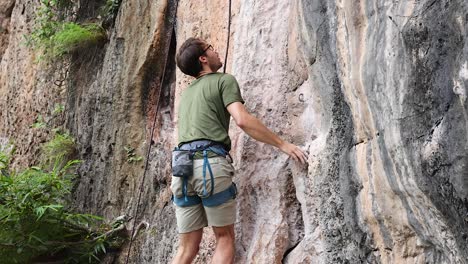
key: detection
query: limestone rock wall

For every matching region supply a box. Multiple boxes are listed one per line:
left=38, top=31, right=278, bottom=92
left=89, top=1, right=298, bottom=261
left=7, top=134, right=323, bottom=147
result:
left=0, top=0, right=15, bottom=59
left=0, top=0, right=68, bottom=167
left=0, top=0, right=467, bottom=263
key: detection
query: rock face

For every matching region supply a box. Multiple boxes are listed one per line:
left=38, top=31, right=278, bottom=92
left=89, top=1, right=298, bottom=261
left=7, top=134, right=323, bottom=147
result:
left=0, top=0, right=15, bottom=59
left=1, top=0, right=467, bottom=263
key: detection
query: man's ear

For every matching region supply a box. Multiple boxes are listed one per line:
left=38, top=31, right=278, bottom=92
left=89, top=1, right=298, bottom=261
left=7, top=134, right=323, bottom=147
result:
left=199, top=55, right=207, bottom=64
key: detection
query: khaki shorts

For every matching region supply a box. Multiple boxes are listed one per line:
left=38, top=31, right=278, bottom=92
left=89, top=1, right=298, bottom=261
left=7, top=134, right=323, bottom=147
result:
left=171, top=157, right=236, bottom=233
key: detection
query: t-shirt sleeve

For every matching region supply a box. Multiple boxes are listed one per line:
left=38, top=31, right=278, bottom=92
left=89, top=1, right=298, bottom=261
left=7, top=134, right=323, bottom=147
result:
left=220, top=74, right=245, bottom=107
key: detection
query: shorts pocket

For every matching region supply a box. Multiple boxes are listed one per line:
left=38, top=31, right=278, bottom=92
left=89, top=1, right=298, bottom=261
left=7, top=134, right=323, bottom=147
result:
left=170, top=177, right=184, bottom=197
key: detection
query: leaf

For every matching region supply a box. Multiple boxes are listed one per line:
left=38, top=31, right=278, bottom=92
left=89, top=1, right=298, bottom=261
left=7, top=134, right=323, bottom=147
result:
left=90, top=253, right=100, bottom=261
left=35, top=204, right=63, bottom=220
left=77, top=213, right=103, bottom=221
left=52, top=104, right=65, bottom=115
left=61, top=159, right=81, bottom=171
left=21, top=192, right=31, bottom=204
left=30, top=166, right=42, bottom=171
left=35, top=207, right=46, bottom=220
left=29, top=234, right=45, bottom=245
left=124, top=146, right=133, bottom=153
left=31, top=115, right=47, bottom=129
left=99, top=241, right=106, bottom=254
left=45, top=204, right=63, bottom=210
left=62, top=232, right=81, bottom=238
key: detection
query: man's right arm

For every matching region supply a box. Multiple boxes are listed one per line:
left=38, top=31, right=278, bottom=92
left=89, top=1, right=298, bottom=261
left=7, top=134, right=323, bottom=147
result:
left=227, top=102, right=307, bottom=164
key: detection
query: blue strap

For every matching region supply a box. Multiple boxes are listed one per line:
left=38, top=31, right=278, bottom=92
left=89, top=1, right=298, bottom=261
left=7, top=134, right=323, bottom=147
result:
left=207, top=146, right=227, bottom=157
left=207, top=156, right=214, bottom=196
left=202, top=151, right=208, bottom=196
left=202, top=184, right=237, bottom=207
left=202, top=150, right=215, bottom=197
left=183, top=177, right=188, bottom=202
left=172, top=194, right=202, bottom=207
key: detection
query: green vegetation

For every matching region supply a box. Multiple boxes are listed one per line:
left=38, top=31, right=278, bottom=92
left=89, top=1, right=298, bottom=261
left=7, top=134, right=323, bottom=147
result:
left=100, top=0, right=122, bottom=19
left=30, top=21, right=107, bottom=60
left=41, top=132, right=77, bottom=168
left=31, top=115, right=47, bottom=129
left=53, top=103, right=65, bottom=115
left=0, top=137, right=127, bottom=263
left=48, top=23, right=106, bottom=58
left=124, top=146, right=143, bottom=164
left=31, top=103, right=66, bottom=131
left=26, top=0, right=107, bottom=60
left=0, top=144, right=14, bottom=176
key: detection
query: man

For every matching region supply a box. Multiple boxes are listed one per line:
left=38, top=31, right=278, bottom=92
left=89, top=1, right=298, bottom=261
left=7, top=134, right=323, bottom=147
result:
left=171, top=37, right=307, bottom=264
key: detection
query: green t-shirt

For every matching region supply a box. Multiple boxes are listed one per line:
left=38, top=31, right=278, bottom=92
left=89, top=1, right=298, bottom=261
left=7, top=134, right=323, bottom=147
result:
left=178, top=73, right=244, bottom=150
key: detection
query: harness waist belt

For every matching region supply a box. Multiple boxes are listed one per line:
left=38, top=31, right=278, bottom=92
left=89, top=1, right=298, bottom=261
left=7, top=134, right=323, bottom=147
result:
left=179, top=140, right=227, bottom=157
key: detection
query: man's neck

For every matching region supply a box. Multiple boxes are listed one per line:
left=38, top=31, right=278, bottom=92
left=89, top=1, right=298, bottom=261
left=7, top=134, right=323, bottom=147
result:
left=197, top=70, right=216, bottom=79
left=197, top=63, right=222, bottom=78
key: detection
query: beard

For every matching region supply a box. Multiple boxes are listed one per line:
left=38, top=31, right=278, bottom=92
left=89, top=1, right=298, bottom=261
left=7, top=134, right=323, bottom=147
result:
left=210, top=60, right=223, bottom=72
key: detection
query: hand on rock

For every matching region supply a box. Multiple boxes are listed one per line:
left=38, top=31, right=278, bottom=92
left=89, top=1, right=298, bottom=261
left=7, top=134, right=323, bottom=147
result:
left=279, top=141, right=308, bottom=164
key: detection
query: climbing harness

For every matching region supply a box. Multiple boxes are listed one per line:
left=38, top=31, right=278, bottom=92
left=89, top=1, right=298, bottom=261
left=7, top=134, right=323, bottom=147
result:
left=171, top=140, right=237, bottom=207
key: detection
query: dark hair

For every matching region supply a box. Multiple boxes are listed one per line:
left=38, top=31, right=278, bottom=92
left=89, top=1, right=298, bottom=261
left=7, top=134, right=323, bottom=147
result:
left=176, top=38, right=206, bottom=77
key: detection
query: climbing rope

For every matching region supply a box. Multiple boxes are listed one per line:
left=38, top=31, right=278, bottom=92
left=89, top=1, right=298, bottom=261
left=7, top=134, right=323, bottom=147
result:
left=223, top=0, right=232, bottom=73
left=124, top=0, right=179, bottom=263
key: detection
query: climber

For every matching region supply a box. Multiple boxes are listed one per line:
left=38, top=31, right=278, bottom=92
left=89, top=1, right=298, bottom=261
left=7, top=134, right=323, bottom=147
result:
left=171, top=37, right=307, bottom=264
